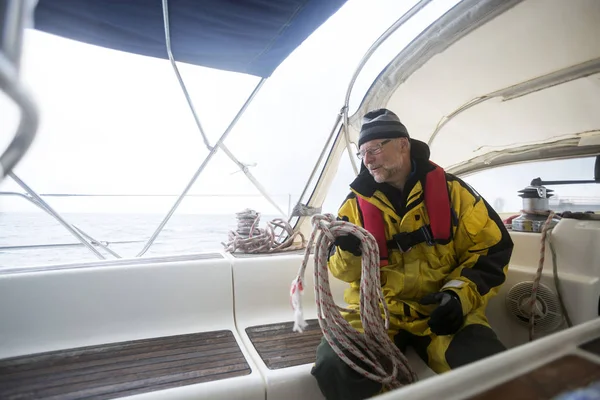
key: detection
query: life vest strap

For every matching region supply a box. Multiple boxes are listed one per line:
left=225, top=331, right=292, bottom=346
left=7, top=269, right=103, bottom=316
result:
left=356, top=195, right=388, bottom=266
left=386, top=225, right=434, bottom=253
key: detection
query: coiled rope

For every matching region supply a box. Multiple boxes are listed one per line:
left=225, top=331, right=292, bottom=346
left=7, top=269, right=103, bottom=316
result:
left=222, top=208, right=305, bottom=253
left=290, top=214, right=417, bottom=390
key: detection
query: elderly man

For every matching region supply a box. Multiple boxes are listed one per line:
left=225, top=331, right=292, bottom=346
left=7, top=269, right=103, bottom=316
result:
left=311, top=108, right=513, bottom=400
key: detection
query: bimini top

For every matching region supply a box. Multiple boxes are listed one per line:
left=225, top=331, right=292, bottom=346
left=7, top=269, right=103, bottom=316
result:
left=348, top=0, right=600, bottom=175
left=33, top=0, right=347, bottom=78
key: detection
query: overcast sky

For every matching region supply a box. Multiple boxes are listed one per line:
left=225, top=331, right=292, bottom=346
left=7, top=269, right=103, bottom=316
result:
left=2, top=0, right=461, bottom=214
left=1, top=0, right=598, bottom=216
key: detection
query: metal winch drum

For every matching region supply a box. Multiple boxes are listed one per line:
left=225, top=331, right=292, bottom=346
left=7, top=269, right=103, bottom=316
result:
left=511, top=185, right=560, bottom=233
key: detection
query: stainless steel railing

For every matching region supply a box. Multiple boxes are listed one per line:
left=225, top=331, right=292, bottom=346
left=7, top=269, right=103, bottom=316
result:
left=0, top=0, right=39, bottom=182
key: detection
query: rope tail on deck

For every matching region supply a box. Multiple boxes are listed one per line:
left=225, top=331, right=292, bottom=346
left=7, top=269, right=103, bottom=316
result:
left=529, top=210, right=560, bottom=341
left=291, top=214, right=417, bottom=390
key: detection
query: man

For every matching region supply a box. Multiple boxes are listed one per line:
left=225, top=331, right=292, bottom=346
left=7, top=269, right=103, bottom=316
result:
left=311, top=108, right=513, bottom=400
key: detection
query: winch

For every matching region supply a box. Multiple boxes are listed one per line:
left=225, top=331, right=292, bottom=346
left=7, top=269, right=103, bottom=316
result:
left=511, top=185, right=560, bottom=233
left=511, top=155, right=599, bottom=232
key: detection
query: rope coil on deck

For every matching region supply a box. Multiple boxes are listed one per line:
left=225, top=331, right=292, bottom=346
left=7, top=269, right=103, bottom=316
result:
left=290, top=214, right=417, bottom=390
left=222, top=208, right=306, bottom=254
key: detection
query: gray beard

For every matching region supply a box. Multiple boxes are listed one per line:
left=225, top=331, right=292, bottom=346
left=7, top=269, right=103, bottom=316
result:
left=371, top=165, right=401, bottom=184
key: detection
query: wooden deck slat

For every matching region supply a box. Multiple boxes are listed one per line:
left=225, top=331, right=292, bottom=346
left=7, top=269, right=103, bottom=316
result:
left=101, top=369, right=251, bottom=400
left=247, top=320, right=321, bottom=336
left=2, top=351, right=246, bottom=394
left=0, top=330, right=251, bottom=400
left=11, top=359, right=246, bottom=398
left=1, top=330, right=233, bottom=371
left=246, top=319, right=323, bottom=370
left=260, top=351, right=321, bottom=364
left=41, top=363, right=251, bottom=400
left=250, top=326, right=321, bottom=339
left=258, top=346, right=320, bottom=360
left=2, top=337, right=240, bottom=384
left=253, top=335, right=323, bottom=353
left=468, top=355, right=600, bottom=400
left=251, top=329, right=322, bottom=344
left=248, top=325, right=322, bottom=343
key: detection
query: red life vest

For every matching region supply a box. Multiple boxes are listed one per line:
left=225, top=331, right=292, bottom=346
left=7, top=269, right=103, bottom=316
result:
left=356, top=162, right=452, bottom=266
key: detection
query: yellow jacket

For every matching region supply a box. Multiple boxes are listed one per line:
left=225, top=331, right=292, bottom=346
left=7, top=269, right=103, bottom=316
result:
left=329, top=141, right=513, bottom=335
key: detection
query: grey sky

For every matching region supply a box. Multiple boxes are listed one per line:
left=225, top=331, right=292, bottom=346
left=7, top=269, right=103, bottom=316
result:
left=2, top=0, right=452, bottom=214
left=2, top=0, right=598, bottom=216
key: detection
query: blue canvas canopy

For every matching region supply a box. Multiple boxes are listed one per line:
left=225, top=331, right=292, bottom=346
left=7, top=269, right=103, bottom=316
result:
left=33, top=0, right=348, bottom=78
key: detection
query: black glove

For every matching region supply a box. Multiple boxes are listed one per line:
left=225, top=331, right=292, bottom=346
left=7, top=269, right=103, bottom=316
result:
left=331, top=216, right=362, bottom=256
left=419, top=291, right=463, bottom=336
left=334, top=234, right=362, bottom=256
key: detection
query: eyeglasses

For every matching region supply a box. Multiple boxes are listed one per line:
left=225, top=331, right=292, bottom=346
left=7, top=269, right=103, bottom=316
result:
left=356, top=139, right=392, bottom=160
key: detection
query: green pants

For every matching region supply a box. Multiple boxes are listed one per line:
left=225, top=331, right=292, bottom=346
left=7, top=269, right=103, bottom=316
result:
left=311, top=324, right=506, bottom=400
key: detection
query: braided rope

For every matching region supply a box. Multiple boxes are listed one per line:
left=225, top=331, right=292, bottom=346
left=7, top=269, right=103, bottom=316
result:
left=528, top=210, right=557, bottom=341
left=291, top=214, right=417, bottom=390
left=222, top=208, right=306, bottom=254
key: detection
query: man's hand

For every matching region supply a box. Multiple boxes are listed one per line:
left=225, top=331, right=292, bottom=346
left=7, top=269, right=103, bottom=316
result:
left=334, top=234, right=362, bottom=256
left=332, top=216, right=362, bottom=256
left=419, top=291, right=463, bottom=335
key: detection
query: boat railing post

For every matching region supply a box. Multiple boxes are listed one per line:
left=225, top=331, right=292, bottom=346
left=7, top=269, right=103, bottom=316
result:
left=0, top=0, right=40, bottom=182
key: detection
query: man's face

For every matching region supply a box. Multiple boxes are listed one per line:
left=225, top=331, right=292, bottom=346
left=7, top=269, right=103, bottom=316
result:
left=359, top=138, right=408, bottom=184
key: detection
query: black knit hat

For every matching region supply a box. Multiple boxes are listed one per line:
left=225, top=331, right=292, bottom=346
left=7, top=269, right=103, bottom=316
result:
left=358, top=108, right=409, bottom=148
